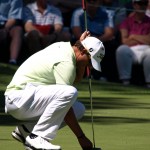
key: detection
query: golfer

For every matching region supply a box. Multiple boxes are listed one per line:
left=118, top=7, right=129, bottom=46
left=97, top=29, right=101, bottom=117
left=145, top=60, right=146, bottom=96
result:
left=5, top=31, right=105, bottom=150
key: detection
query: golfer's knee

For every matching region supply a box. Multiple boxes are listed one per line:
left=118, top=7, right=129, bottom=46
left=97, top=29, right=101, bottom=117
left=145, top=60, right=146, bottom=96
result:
left=65, top=86, right=78, bottom=100
left=76, top=103, right=85, bottom=120
left=73, top=101, right=85, bottom=120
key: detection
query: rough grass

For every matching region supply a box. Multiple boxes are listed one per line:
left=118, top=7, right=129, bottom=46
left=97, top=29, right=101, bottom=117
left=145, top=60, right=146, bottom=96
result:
left=0, top=63, right=150, bottom=150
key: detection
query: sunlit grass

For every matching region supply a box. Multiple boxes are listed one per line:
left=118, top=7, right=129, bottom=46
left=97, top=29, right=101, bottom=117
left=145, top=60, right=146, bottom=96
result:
left=0, top=63, right=150, bottom=150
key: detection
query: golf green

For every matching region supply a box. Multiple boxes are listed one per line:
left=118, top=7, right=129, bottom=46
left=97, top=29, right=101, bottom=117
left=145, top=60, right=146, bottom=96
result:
left=0, top=63, right=150, bottom=150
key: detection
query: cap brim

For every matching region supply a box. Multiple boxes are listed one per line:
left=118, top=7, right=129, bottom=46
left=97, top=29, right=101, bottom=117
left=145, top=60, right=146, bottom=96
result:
left=91, top=58, right=101, bottom=72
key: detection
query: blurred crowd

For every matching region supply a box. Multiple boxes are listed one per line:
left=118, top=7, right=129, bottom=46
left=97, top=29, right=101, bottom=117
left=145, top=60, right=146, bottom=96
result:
left=0, top=0, right=150, bottom=87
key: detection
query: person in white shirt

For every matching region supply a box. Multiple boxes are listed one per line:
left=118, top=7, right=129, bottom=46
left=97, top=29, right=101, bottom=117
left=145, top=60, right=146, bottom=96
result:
left=23, top=0, right=71, bottom=55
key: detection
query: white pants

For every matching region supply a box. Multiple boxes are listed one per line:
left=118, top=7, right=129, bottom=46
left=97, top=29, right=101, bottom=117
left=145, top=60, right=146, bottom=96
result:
left=5, top=83, right=85, bottom=140
left=116, top=45, right=150, bottom=83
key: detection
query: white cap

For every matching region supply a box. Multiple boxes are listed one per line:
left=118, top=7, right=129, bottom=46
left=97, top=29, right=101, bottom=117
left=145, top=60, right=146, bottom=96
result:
left=81, top=37, right=105, bottom=72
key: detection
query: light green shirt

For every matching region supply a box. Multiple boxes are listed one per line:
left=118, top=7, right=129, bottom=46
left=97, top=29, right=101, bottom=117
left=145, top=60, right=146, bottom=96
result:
left=5, top=42, right=76, bottom=94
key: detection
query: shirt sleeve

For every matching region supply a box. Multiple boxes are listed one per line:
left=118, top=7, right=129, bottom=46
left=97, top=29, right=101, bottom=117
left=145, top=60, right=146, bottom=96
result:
left=9, top=0, right=23, bottom=19
left=23, top=6, right=34, bottom=23
left=101, top=8, right=113, bottom=28
left=105, top=9, right=114, bottom=28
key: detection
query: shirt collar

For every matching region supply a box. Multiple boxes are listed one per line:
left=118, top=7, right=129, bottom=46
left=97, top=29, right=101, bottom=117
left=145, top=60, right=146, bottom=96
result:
left=32, top=2, right=38, bottom=11
left=32, top=2, right=52, bottom=14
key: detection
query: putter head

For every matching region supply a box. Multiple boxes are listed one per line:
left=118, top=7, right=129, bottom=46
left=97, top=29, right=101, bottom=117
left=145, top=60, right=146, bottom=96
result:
left=92, top=148, right=102, bottom=150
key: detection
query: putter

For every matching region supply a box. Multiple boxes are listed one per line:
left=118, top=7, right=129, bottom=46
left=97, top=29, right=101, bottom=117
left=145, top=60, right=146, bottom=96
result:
left=82, top=1, right=102, bottom=149
left=82, top=0, right=88, bottom=31
left=88, top=70, right=101, bottom=150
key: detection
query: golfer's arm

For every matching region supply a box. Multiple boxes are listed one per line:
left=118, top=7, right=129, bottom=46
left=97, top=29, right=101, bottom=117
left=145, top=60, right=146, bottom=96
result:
left=74, top=66, right=86, bottom=83
left=64, top=107, right=84, bottom=138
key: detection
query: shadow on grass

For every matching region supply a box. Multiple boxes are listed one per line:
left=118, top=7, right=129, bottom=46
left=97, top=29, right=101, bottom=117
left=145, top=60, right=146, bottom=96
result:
left=0, top=63, right=17, bottom=75
left=0, top=114, right=31, bottom=126
left=1, top=96, right=150, bottom=126
left=80, top=97, right=150, bottom=110
left=0, top=138, right=14, bottom=141
left=81, top=116, right=150, bottom=125
left=1, top=96, right=150, bottom=113
left=1, top=113, right=150, bottom=126
left=0, top=91, right=5, bottom=113
left=77, top=79, right=150, bottom=93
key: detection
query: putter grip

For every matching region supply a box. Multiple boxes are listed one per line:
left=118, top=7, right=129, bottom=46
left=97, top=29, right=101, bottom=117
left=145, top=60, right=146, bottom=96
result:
left=82, top=0, right=86, bottom=10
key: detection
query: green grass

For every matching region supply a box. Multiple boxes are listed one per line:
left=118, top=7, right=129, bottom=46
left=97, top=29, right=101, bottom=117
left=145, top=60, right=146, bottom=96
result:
left=0, top=63, right=150, bottom=150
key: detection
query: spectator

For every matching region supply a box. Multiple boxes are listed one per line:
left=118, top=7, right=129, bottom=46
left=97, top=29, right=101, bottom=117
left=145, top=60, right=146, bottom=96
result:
left=48, top=0, right=82, bottom=28
left=116, top=0, right=150, bottom=87
left=23, top=0, right=71, bottom=55
left=127, top=0, right=150, bottom=17
left=71, top=0, right=116, bottom=81
left=102, top=0, right=126, bottom=31
left=71, top=0, right=114, bottom=41
left=0, top=0, right=23, bottom=65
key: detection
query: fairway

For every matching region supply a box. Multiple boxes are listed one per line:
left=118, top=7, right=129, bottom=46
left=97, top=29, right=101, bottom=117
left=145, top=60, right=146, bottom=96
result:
left=0, top=63, right=150, bottom=150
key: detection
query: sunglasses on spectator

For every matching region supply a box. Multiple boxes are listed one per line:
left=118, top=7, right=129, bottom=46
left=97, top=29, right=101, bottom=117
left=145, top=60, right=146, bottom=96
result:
left=134, top=1, right=148, bottom=6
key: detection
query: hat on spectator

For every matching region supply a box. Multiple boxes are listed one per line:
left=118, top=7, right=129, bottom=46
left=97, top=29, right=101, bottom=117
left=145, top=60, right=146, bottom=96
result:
left=81, top=37, right=105, bottom=72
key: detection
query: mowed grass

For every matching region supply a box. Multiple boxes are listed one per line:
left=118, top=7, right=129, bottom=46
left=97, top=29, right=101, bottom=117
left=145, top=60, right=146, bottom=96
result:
left=0, top=63, right=150, bottom=150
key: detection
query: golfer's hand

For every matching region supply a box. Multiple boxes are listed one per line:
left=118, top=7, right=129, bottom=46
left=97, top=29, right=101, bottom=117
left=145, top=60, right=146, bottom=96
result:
left=80, top=31, right=90, bottom=41
left=78, top=134, right=93, bottom=150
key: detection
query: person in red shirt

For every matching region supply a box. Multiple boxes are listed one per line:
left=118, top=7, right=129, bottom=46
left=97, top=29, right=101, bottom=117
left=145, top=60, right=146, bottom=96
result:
left=116, top=0, right=150, bottom=87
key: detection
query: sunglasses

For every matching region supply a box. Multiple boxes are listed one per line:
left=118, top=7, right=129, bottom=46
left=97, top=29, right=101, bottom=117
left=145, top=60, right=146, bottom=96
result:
left=134, top=1, right=148, bottom=6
